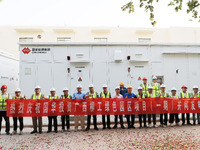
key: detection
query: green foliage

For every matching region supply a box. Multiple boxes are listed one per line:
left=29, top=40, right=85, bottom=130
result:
left=121, top=0, right=200, bottom=26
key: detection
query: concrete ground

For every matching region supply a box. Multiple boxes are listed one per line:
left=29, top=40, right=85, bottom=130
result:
left=0, top=124, right=200, bottom=150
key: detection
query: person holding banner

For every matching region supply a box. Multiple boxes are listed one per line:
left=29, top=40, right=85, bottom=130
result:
left=112, top=86, right=125, bottom=129
left=141, top=77, right=149, bottom=95
left=60, top=88, right=71, bottom=132
left=136, top=86, right=148, bottom=129
left=152, top=76, right=160, bottom=96
left=124, top=86, right=136, bottom=129
left=191, top=85, right=200, bottom=125
left=30, top=86, right=45, bottom=134
left=169, top=88, right=180, bottom=127
left=180, top=85, right=192, bottom=126
left=100, top=84, right=111, bottom=129
left=73, top=84, right=86, bottom=131
left=85, top=84, right=99, bottom=131
left=47, top=88, right=59, bottom=133
left=0, top=85, right=11, bottom=135
left=158, top=84, right=169, bottom=127
left=146, top=86, right=158, bottom=128
left=11, top=88, right=26, bottom=135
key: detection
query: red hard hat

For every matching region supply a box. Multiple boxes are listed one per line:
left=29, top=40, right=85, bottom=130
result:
left=143, top=77, right=147, bottom=80
left=1, top=85, right=7, bottom=89
left=181, top=85, right=187, bottom=89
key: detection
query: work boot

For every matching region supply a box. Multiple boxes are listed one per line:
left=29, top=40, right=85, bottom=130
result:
left=113, top=125, right=117, bottom=129
left=30, top=130, right=37, bottom=134
left=94, top=127, right=99, bottom=131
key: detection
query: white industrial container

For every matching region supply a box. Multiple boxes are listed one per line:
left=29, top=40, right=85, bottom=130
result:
left=19, top=42, right=200, bottom=97
left=0, top=50, right=19, bottom=96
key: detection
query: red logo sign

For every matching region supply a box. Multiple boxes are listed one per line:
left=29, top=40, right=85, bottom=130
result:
left=22, top=48, right=31, bottom=54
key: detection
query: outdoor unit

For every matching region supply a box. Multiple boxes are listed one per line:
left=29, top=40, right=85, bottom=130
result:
left=19, top=42, right=200, bottom=98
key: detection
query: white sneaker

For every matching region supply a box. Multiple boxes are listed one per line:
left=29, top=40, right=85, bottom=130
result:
left=11, top=131, right=17, bottom=135
left=148, top=124, right=152, bottom=128
left=19, top=131, right=23, bottom=135
left=170, top=123, right=174, bottom=127
left=154, top=124, right=158, bottom=128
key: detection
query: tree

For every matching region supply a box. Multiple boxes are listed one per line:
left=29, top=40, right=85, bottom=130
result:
left=121, top=0, right=200, bottom=26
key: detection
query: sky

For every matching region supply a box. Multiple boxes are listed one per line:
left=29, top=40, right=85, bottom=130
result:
left=0, top=0, right=199, bottom=28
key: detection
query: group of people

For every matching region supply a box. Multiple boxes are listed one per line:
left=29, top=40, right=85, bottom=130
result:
left=0, top=76, right=200, bottom=135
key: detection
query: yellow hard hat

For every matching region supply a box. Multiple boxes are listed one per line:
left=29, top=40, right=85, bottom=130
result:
left=120, top=81, right=124, bottom=85
left=127, top=85, right=132, bottom=89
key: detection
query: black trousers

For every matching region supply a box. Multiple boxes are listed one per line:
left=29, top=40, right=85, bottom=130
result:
left=114, top=115, right=124, bottom=127
left=139, top=114, right=146, bottom=126
left=169, top=114, right=180, bottom=123
left=13, top=117, right=23, bottom=131
left=61, top=115, right=70, bottom=130
left=48, top=116, right=57, bottom=132
left=0, top=111, right=10, bottom=133
left=87, top=115, right=97, bottom=129
left=160, top=113, right=168, bottom=125
left=126, top=115, right=135, bottom=127
left=182, top=113, right=190, bottom=124
left=102, top=115, right=110, bottom=128
left=148, top=114, right=156, bottom=125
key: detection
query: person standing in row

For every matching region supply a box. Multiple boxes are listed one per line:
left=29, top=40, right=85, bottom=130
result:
left=11, top=88, right=26, bottom=135
left=152, top=76, right=160, bottom=97
left=119, top=82, right=127, bottom=96
left=158, top=84, right=169, bottom=127
left=180, top=85, right=192, bottom=125
left=169, top=88, right=180, bottom=127
left=85, top=84, right=99, bottom=131
left=141, top=77, right=149, bottom=95
left=60, top=88, right=71, bottom=132
left=0, top=85, right=11, bottom=135
left=136, top=87, right=147, bottom=129
left=112, top=86, right=125, bottom=129
left=100, top=84, right=111, bottom=129
left=73, top=84, right=86, bottom=131
left=191, top=85, right=200, bottom=125
left=146, top=86, right=158, bottom=128
left=124, top=86, right=136, bottom=129
left=47, top=88, right=59, bottom=133
left=30, top=86, right=45, bottom=134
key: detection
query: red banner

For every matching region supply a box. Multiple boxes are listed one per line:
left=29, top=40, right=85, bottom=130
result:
left=6, top=98, right=200, bottom=117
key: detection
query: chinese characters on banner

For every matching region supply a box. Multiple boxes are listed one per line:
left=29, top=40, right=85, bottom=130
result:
left=6, top=98, right=200, bottom=117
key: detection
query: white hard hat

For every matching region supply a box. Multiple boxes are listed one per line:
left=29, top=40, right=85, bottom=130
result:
left=152, top=76, right=157, bottom=80
left=50, top=88, right=56, bottom=92
left=35, top=85, right=41, bottom=89
left=15, top=88, right=21, bottom=92
left=193, top=85, right=199, bottom=89
left=102, top=84, right=108, bottom=88
left=63, top=87, right=69, bottom=91
left=89, top=84, right=94, bottom=88
left=138, top=86, right=143, bottom=90
left=171, top=87, right=177, bottom=91
left=148, top=86, right=153, bottom=89
left=77, top=84, right=82, bottom=88
left=160, top=84, right=166, bottom=88
left=115, top=86, right=120, bottom=90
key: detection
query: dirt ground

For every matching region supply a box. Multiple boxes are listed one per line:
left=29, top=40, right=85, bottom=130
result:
left=0, top=124, right=200, bottom=150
